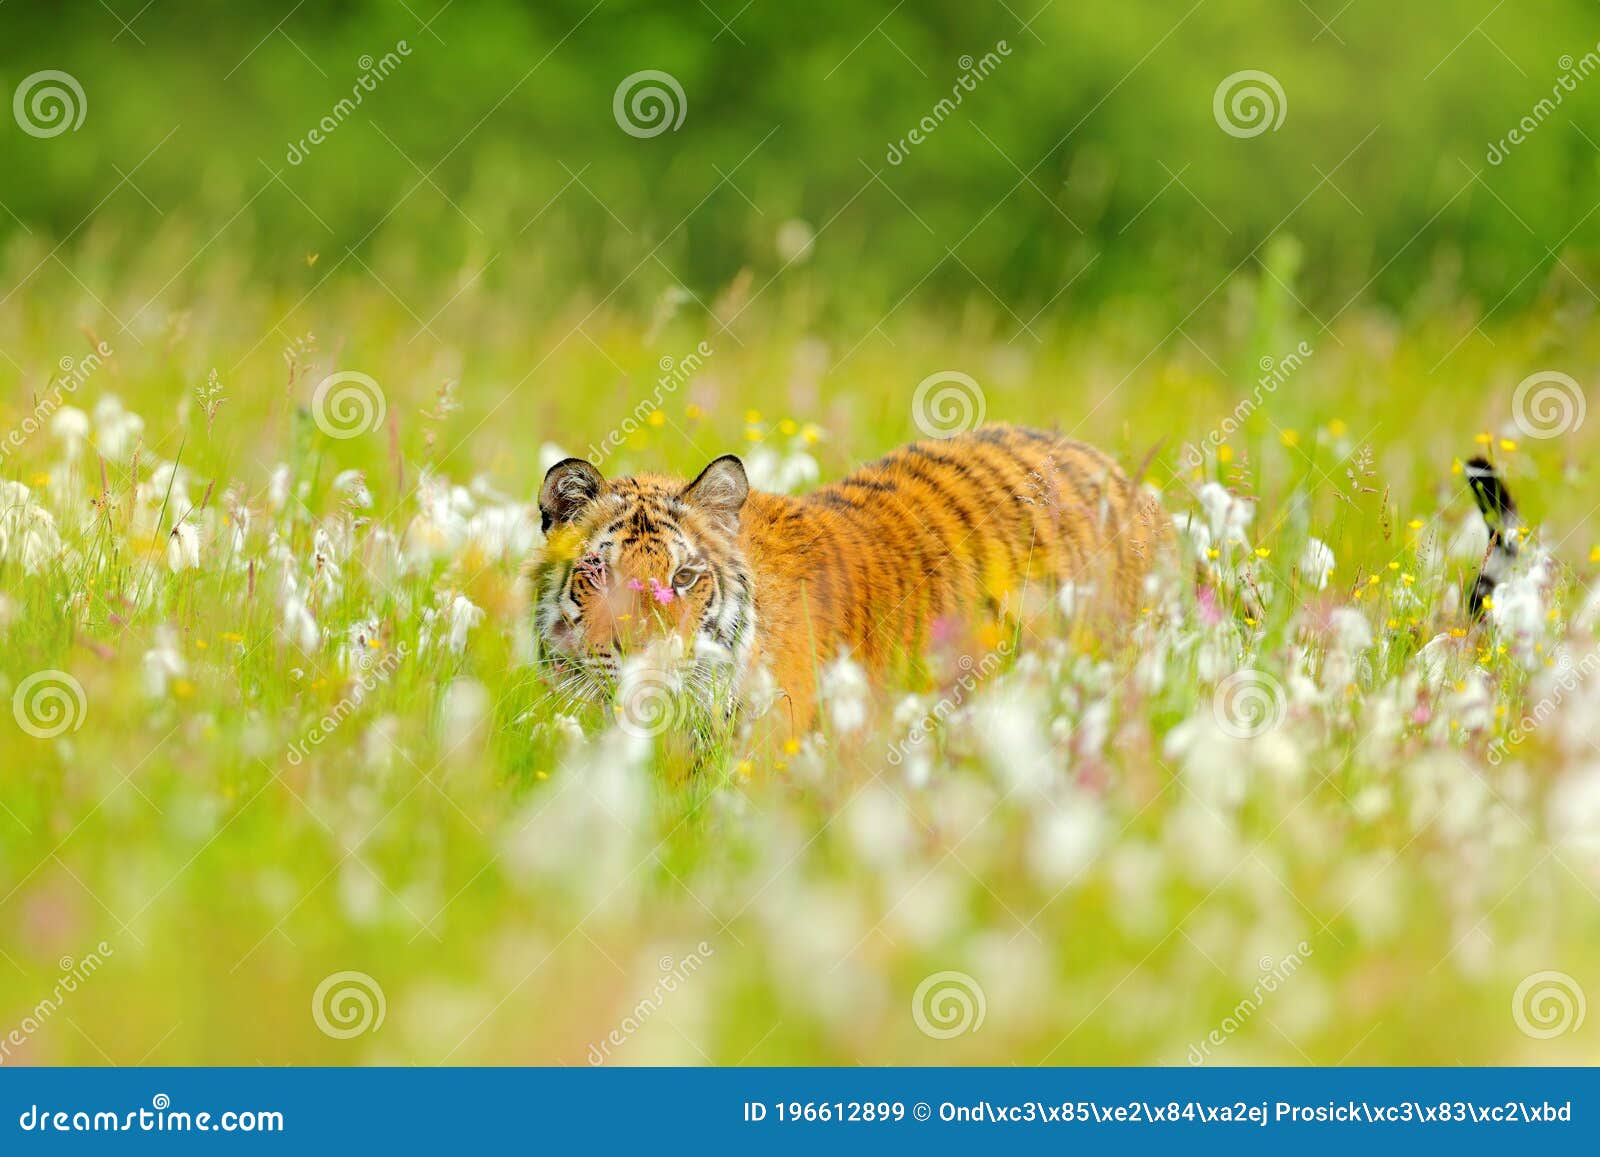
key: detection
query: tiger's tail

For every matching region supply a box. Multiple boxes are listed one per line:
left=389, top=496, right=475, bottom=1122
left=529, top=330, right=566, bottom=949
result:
left=1463, top=455, right=1520, bottom=618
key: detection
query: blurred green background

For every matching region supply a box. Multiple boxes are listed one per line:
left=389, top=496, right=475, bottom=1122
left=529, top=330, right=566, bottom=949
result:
left=4, top=0, right=1600, bottom=323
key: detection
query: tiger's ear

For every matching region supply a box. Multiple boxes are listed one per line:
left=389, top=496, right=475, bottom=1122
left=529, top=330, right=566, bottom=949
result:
left=681, top=455, right=748, bottom=535
left=539, top=458, right=606, bottom=533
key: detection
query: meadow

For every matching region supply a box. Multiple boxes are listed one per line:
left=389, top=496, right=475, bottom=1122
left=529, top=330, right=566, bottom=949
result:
left=3, top=0, right=1600, bottom=1067
left=0, top=228, right=1597, bottom=1064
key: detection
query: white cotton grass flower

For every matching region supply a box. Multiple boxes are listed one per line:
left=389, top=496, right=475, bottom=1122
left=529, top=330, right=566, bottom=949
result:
left=1197, top=481, right=1253, bottom=551
left=405, top=472, right=477, bottom=568
left=166, top=522, right=200, bottom=573
left=1486, top=549, right=1554, bottom=649
left=91, top=395, right=144, bottom=461
left=268, top=464, right=292, bottom=513
left=311, top=526, right=342, bottom=598
left=818, top=653, right=869, bottom=734
left=282, top=595, right=320, bottom=653
left=439, top=677, right=491, bottom=754
left=1027, top=795, right=1105, bottom=886
left=974, top=691, right=1053, bottom=796
left=0, top=480, right=62, bottom=574
left=445, top=594, right=484, bottom=654
left=332, top=469, right=373, bottom=508
left=1299, top=537, right=1334, bottom=591
left=743, top=443, right=820, bottom=495
left=141, top=625, right=187, bottom=698
left=50, top=405, right=90, bottom=459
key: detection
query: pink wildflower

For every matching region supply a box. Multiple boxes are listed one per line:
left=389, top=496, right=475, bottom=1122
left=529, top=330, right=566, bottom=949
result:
left=648, top=577, right=676, bottom=605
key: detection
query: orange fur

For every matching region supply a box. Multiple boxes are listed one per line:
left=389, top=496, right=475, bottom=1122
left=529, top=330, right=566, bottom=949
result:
left=530, top=424, right=1171, bottom=735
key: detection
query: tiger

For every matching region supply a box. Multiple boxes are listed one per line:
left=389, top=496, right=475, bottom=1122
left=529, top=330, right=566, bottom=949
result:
left=529, top=423, right=1173, bottom=737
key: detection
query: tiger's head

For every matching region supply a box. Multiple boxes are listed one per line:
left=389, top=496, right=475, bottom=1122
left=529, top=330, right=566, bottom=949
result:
left=529, top=454, right=756, bottom=710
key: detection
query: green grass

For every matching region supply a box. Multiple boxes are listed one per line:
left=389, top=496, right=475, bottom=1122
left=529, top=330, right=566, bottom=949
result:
left=2, top=233, right=1600, bottom=1065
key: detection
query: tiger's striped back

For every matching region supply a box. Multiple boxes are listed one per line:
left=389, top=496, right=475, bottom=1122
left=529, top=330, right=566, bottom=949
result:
left=740, top=423, right=1172, bottom=718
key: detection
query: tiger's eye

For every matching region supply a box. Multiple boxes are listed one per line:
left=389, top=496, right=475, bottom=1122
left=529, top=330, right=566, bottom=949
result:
left=672, top=567, right=703, bottom=592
